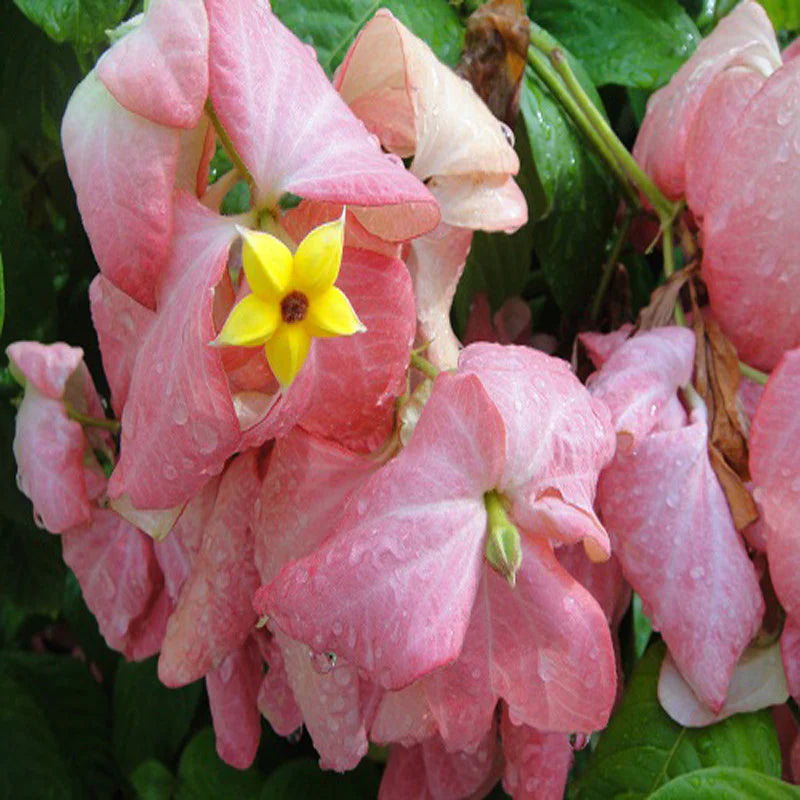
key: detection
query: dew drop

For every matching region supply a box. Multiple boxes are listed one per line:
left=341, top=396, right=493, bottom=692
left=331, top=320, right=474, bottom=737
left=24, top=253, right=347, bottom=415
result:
left=172, top=400, right=189, bottom=426
left=689, top=565, right=705, bottom=580
left=499, top=122, right=515, bottom=147
left=163, top=463, right=177, bottom=480
left=310, top=650, right=337, bottom=674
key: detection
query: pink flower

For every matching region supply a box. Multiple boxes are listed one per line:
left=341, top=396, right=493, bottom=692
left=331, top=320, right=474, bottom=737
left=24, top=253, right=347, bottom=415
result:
left=586, top=327, right=763, bottom=711
left=335, top=10, right=527, bottom=368
left=256, top=344, right=617, bottom=735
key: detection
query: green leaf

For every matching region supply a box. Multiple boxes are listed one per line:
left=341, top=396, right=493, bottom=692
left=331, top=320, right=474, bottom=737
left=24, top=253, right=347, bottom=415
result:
left=62, top=571, right=119, bottom=678
left=0, top=3, right=81, bottom=154
left=113, top=656, right=203, bottom=776
left=261, top=758, right=380, bottom=799
left=650, top=766, right=800, bottom=798
left=575, top=642, right=782, bottom=799
left=130, top=759, right=175, bottom=800
left=759, top=0, right=800, bottom=31
left=0, top=667, right=74, bottom=799
left=13, top=0, right=129, bottom=51
left=0, top=252, right=5, bottom=336
left=632, top=593, right=653, bottom=659
left=271, top=0, right=464, bottom=75
left=520, top=62, right=616, bottom=315
left=175, top=728, right=264, bottom=800
left=0, top=520, right=66, bottom=621
left=451, top=113, right=544, bottom=334
left=0, top=651, right=117, bottom=798
left=530, top=0, right=700, bottom=90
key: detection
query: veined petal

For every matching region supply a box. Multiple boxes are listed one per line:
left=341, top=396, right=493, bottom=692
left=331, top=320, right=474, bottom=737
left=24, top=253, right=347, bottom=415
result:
left=265, top=324, right=312, bottom=387
left=291, top=214, right=345, bottom=297
left=217, top=294, right=280, bottom=347
left=306, top=287, right=365, bottom=338
left=239, top=227, right=293, bottom=300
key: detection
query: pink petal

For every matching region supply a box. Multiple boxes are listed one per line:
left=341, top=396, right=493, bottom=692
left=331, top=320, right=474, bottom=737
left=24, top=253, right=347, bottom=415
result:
left=579, top=324, right=634, bottom=370
left=272, top=630, right=368, bottom=771
left=703, top=59, right=800, bottom=370
left=685, top=65, right=766, bottom=219
left=176, top=117, right=215, bottom=197
left=253, top=430, right=376, bottom=585
left=750, top=349, right=800, bottom=617
left=89, top=276, right=155, bottom=416
left=152, top=475, right=219, bottom=601
left=282, top=202, right=402, bottom=260
left=62, top=71, right=179, bottom=308
left=205, top=0, right=438, bottom=240
left=379, top=728, right=499, bottom=800
left=206, top=637, right=263, bottom=769
left=633, top=0, right=780, bottom=199
left=406, top=223, right=474, bottom=370
left=427, top=174, right=527, bottom=232
left=8, top=342, right=99, bottom=532
left=501, top=710, right=572, bottom=800
left=159, top=452, right=260, bottom=686
left=460, top=343, right=616, bottom=557
left=13, top=389, right=90, bottom=533
left=337, top=10, right=519, bottom=182
left=433, top=538, right=616, bottom=736
left=299, top=248, right=415, bottom=453
left=781, top=616, right=800, bottom=702
left=7, top=341, right=84, bottom=398
left=584, top=327, right=695, bottom=444
left=62, top=509, right=167, bottom=659
left=598, top=411, right=763, bottom=711
left=658, top=644, right=788, bottom=727
left=257, top=634, right=303, bottom=736
left=97, top=0, right=208, bottom=128
left=108, top=194, right=240, bottom=509
left=371, top=682, right=437, bottom=747
left=556, top=545, right=630, bottom=629
left=257, top=372, right=506, bottom=688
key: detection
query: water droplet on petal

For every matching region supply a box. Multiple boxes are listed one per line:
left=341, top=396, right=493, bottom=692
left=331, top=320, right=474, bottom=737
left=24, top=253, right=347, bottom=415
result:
left=309, top=650, right=337, bottom=674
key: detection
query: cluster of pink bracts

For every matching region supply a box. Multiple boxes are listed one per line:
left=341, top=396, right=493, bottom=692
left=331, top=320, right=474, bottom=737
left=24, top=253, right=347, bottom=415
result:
left=8, top=0, right=800, bottom=796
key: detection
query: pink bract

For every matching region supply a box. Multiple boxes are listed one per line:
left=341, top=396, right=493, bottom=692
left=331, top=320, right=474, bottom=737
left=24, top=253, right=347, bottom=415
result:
left=97, top=0, right=208, bottom=129
left=633, top=0, right=780, bottom=201
left=205, top=0, right=438, bottom=240
left=589, top=328, right=763, bottom=711
left=750, top=349, right=800, bottom=624
left=702, top=58, right=800, bottom=370
left=8, top=342, right=108, bottom=533
left=257, top=344, right=616, bottom=720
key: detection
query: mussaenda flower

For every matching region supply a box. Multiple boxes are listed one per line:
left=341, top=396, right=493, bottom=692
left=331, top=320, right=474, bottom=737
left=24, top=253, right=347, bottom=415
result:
left=215, top=213, right=365, bottom=387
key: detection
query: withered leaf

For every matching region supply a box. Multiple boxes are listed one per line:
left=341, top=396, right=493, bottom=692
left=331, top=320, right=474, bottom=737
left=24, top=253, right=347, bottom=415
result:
left=636, top=264, right=694, bottom=332
left=457, top=0, right=530, bottom=126
left=690, top=283, right=756, bottom=530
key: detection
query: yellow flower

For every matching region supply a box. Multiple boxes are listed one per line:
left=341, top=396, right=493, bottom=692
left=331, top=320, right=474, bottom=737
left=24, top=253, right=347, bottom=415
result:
left=216, top=213, right=365, bottom=387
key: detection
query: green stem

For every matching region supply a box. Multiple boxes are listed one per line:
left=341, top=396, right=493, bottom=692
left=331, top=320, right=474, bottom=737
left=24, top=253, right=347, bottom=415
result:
left=590, top=211, right=633, bottom=323
left=410, top=353, right=440, bottom=381
left=739, top=361, right=769, bottom=386
left=205, top=100, right=255, bottom=193
left=525, top=46, right=638, bottom=209
left=529, top=24, right=679, bottom=224
left=66, top=406, right=120, bottom=433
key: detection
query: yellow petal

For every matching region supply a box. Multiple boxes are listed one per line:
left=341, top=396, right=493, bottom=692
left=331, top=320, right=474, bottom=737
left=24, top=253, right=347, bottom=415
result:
left=291, top=211, right=345, bottom=297
left=264, top=323, right=312, bottom=387
left=216, top=294, right=281, bottom=347
left=305, top=287, right=366, bottom=338
left=238, top=226, right=293, bottom=300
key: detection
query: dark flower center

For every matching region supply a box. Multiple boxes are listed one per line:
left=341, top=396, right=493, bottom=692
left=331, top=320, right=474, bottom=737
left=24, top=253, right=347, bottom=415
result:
left=281, top=291, right=309, bottom=323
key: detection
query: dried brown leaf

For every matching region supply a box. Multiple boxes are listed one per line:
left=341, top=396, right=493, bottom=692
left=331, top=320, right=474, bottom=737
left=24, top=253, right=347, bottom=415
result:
left=457, top=0, right=530, bottom=125
left=709, top=444, right=759, bottom=530
left=636, top=267, right=692, bottom=332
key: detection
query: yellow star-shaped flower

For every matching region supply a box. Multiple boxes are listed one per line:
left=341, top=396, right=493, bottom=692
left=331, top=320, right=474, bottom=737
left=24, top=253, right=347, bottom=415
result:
left=216, top=213, right=365, bottom=387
